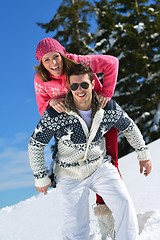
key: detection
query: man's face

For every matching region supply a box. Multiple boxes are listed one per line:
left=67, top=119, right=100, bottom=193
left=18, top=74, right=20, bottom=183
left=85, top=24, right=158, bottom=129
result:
left=69, top=73, right=94, bottom=110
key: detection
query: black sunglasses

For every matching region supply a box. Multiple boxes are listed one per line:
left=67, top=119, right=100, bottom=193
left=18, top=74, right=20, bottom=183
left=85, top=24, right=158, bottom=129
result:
left=70, top=82, right=90, bottom=91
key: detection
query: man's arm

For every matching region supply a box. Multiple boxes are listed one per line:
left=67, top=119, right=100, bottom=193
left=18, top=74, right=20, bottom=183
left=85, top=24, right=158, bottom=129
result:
left=109, top=101, right=152, bottom=175
left=28, top=109, right=58, bottom=191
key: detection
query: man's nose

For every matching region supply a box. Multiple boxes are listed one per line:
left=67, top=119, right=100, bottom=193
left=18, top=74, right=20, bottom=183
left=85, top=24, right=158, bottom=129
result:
left=77, top=85, right=83, bottom=90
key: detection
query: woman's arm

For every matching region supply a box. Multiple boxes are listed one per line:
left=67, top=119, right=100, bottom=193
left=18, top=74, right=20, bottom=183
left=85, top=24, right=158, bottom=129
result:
left=67, top=53, right=119, bottom=99
left=34, top=73, right=67, bottom=115
left=34, top=73, right=51, bottom=115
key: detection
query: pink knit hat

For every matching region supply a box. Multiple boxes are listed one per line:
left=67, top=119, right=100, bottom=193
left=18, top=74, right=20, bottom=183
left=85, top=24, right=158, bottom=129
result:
left=35, top=38, right=66, bottom=62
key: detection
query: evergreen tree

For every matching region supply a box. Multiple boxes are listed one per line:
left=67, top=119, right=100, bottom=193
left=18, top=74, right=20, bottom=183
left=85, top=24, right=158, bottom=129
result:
left=94, top=0, right=160, bottom=156
left=37, top=0, right=160, bottom=157
left=36, top=0, right=95, bottom=54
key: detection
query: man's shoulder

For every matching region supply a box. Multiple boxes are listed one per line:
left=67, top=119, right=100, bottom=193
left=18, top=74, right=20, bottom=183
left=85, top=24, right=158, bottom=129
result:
left=45, top=107, right=69, bottom=120
left=45, top=107, right=60, bottom=118
left=105, top=99, right=117, bottom=110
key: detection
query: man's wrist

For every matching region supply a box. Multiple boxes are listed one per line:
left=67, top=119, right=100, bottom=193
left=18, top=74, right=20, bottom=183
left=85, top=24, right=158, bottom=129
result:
left=35, top=176, right=51, bottom=188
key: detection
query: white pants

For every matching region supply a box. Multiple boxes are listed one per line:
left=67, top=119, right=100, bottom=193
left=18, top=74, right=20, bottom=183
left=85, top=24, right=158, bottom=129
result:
left=56, top=162, right=139, bottom=240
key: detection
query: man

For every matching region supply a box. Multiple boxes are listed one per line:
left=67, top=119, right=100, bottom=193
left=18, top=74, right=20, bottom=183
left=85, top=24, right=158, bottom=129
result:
left=28, top=63, right=152, bottom=240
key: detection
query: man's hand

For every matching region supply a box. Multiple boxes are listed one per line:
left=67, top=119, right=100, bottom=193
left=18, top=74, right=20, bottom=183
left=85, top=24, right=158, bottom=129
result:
left=36, top=183, right=51, bottom=195
left=139, top=160, right=152, bottom=176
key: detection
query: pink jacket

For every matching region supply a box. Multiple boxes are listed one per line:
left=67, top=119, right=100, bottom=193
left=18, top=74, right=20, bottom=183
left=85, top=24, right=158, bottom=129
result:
left=34, top=54, right=119, bottom=115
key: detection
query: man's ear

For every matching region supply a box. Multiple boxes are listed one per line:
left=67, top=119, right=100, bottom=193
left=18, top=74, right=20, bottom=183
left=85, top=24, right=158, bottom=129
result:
left=92, top=80, right=95, bottom=89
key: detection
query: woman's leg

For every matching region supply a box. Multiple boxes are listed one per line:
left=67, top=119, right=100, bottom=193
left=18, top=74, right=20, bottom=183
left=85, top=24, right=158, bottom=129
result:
left=57, top=177, right=90, bottom=240
left=96, top=128, right=119, bottom=205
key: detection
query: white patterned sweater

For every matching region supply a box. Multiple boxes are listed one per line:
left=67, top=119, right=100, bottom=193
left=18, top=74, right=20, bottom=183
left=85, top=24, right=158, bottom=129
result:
left=28, top=100, right=151, bottom=187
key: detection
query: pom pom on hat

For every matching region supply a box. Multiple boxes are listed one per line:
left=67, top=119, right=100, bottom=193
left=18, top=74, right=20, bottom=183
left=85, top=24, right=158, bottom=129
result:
left=35, top=38, right=66, bottom=62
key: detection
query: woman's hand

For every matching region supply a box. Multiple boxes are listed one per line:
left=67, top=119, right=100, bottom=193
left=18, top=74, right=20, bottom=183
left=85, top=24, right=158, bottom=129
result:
left=49, top=98, right=66, bottom=113
left=98, top=94, right=109, bottom=108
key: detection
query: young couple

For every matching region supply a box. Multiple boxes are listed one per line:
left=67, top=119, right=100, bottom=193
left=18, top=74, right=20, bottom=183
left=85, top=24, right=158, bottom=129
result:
left=28, top=38, right=152, bottom=239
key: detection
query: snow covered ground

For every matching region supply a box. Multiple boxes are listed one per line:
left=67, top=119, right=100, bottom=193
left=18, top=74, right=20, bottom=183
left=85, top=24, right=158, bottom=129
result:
left=0, top=139, right=159, bottom=240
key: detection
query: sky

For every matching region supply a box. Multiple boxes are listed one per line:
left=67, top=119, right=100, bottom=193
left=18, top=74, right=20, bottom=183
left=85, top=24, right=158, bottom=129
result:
left=0, top=139, right=159, bottom=239
left=0, top=0, right=63, bottom=209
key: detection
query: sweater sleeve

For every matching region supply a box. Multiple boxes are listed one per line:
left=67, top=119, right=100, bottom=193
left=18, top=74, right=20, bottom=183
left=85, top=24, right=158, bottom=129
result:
left=66, top=53, right=119, bottom=99
left=106, top=101, right=151, bottom=161
left=28, top=110, right=56, bottom=187
left=34, top=73, right=51, bottom=116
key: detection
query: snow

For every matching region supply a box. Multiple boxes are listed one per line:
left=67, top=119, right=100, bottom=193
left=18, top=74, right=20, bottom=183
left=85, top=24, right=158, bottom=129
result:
left=0, top=139, right=160, bottom=240
left=134, top=22, right=145, bottom=33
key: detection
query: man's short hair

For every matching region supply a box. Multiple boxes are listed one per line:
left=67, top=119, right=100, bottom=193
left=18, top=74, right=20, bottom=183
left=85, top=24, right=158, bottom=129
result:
left=68, top=63, right=94, bottom=82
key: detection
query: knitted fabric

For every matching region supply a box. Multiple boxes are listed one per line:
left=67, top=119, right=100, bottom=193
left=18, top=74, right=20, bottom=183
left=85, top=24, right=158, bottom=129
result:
left=28, top=99, right=151, bottom=187
left=35, top=38, right=66, bottom=62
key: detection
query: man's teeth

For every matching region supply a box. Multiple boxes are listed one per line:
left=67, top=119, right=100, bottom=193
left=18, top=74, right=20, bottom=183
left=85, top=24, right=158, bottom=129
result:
left=78, top=93, right=85, bottom=96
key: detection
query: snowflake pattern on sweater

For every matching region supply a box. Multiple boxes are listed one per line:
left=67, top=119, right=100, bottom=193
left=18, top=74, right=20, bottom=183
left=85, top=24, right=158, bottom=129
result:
left=34, top=81, right=68, bottom=98
left=28, top=100, right=150, bottom=187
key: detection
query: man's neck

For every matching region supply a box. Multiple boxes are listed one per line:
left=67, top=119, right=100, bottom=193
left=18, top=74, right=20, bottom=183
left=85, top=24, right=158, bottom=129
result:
left=77, top=106, right=91, bottom=111
left=74, top=100, right=92, bottom=111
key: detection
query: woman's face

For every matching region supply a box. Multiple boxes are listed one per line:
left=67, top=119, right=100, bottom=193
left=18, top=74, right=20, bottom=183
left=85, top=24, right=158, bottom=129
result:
left=41, top=52, right=64, bottom=76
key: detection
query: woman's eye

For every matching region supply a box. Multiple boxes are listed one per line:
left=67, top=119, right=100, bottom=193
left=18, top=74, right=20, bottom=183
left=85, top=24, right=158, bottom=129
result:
left=44, top=58, right=49, bottom=62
